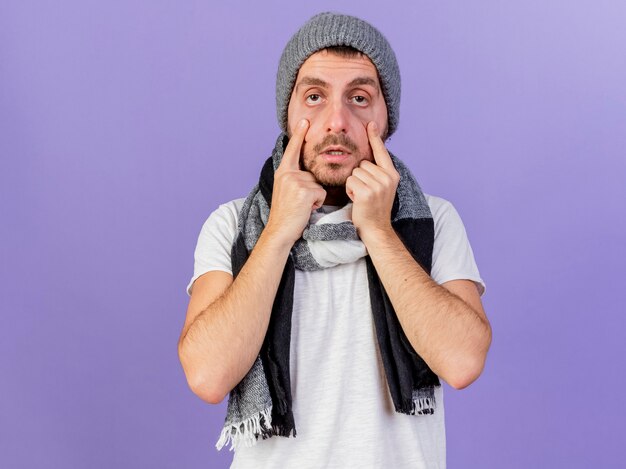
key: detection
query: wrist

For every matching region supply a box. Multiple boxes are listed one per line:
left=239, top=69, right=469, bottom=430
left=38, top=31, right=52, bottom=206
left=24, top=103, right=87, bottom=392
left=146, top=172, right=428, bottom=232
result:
left=358, top=222, right=396, bottom=247
left=262, top=220, right=299, bottom=251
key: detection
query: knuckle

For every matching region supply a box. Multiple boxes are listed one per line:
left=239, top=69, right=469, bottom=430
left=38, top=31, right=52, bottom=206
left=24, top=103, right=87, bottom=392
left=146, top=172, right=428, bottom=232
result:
left=381, top=173, right=394, bottom=186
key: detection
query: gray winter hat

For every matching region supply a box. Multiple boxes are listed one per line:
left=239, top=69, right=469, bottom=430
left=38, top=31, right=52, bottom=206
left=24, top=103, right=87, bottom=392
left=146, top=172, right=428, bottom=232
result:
left=276, top=12, right=401, bottom=138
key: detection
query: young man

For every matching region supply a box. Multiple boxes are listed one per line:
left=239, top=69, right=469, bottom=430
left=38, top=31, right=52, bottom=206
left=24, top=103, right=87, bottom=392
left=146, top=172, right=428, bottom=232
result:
left=179, top=12, right=491, bottom=468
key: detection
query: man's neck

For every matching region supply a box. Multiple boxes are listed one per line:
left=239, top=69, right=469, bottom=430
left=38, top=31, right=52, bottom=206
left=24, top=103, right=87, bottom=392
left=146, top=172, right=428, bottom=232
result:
left=322, top=185, right=350, bottom=206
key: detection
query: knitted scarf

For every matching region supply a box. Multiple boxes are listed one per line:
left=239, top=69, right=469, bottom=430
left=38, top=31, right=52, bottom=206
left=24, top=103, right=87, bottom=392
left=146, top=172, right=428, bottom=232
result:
left=216, top=133, right=440, bottom=451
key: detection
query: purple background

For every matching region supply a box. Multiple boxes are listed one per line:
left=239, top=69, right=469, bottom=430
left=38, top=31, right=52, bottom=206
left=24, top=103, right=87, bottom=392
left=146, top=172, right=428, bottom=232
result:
left=2, top=1, right=624, bottom=468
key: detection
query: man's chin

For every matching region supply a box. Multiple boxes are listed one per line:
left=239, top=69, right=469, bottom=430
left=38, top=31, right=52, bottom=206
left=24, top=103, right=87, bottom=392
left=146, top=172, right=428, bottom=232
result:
left=305, top=161, right=352, bottom=186
left=313, top=171, right=350, bottom=187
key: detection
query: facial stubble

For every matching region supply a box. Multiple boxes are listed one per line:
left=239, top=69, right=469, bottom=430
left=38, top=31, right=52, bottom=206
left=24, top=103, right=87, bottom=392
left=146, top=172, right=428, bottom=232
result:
left=301, top=133, right=371, bottom=187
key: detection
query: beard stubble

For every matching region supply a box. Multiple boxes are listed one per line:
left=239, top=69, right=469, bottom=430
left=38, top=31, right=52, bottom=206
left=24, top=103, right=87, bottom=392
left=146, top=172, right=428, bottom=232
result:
left=301, top=133, right=370, bottom=187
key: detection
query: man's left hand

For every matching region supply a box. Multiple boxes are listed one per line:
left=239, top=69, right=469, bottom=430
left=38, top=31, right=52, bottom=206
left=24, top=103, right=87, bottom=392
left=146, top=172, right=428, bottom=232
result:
left=346, top=121, right=400, bottom=240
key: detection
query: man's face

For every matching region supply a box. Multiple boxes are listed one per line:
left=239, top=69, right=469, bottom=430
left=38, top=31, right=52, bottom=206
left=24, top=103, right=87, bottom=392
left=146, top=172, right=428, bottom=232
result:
left=287, top=50, right=389, bottom=187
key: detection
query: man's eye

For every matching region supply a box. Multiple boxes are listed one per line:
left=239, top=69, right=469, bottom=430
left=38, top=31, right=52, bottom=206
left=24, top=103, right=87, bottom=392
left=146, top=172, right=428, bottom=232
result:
left=306, top=94, right=321, bottom=104
left=351, top=95, right=368, bottom=105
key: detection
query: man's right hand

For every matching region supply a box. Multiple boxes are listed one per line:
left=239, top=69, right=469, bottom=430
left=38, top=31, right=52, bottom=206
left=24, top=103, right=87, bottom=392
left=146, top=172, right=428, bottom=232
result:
left=266, top=119, right=326, bottom=246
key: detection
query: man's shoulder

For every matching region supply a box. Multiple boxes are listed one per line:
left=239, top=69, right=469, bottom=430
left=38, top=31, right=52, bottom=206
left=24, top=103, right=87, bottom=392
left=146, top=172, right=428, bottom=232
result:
left=424, top=193, right=454, bottom=220
left=423, top=193, right=448, bottom=208
left=209, top=197, right=247, bottom=219
left=197, top=198, right=247, bottom=236
left=219, top=197, right=247, bottom=211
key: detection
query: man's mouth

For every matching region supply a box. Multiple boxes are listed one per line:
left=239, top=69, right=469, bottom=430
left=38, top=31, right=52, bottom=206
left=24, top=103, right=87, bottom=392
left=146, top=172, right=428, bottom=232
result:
left=313, top=135, right=358, bottom=164
left=320, top=146, right=351, bottom=156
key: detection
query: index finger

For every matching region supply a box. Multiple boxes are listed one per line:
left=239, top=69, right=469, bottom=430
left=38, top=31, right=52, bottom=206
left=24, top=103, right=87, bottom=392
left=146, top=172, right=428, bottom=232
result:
left=280, top=119, right=309, bottom=170
left=367, top=121, right=395, bottom=171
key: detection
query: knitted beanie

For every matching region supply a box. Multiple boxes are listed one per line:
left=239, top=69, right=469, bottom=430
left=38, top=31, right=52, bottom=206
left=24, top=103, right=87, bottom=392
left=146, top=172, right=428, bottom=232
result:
left=276, top=12, right=401, bottom=138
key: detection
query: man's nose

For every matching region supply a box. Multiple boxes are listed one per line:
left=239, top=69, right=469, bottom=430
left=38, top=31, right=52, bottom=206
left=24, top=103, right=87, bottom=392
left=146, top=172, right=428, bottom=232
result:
left=323, top=101, right=350, bottom=134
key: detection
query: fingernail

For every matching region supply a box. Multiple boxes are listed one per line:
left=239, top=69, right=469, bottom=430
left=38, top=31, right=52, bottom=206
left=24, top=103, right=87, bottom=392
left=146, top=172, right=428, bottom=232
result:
left=298, top=119, right=308, bottom=129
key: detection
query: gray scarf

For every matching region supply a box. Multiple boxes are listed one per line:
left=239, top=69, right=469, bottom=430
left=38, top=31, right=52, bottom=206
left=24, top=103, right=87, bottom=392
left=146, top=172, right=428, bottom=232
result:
left=217, top=133, right=440, bottom=451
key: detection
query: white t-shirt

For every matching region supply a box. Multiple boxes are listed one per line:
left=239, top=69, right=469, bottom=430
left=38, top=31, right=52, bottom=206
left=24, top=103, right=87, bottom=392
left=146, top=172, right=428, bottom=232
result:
left=187, top=194, right=486, bottom=469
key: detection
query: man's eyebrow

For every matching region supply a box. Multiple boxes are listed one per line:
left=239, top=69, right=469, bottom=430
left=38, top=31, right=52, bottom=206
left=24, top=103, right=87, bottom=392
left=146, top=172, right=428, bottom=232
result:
left=347, top=77, right=380, bottom=93
left=295, top=76, right=380, bottom=94
left=295, top=77, right=329, bottom=91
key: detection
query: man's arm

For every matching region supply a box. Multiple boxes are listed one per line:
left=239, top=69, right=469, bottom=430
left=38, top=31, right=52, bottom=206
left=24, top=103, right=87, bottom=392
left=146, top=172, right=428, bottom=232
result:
left=346, top=121, right=491, bottom=390
left=178, top=228, right=292, bottom=404
left=178, top=119, right=326, bottom=404
left=362, top=228, right=491, bottom=389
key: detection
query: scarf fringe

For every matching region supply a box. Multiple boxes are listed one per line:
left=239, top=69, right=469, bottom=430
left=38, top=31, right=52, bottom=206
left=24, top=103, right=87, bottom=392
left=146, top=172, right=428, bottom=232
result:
left=412, top=395, right=436, bottom=415
left=261, top=422, right=297, bottom=439
left=215, top=407, right=273, bottom=452
left=398, top=394, right=437, bottom=416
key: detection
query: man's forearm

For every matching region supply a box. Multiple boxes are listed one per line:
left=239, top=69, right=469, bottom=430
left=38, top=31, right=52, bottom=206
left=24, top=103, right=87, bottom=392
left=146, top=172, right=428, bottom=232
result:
left=361, top=227, right=491, bottom=389
left=178, top=226, right=293, bottom=402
